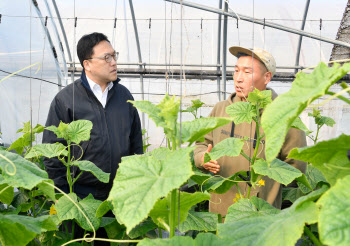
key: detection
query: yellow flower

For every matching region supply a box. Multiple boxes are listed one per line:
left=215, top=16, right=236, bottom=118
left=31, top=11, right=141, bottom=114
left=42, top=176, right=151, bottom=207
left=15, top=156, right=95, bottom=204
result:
left=233, top=193, right=244, bottom=203
left=258, top=179, right=265, bottom=186
left=49, top=205, right=57, bottom=215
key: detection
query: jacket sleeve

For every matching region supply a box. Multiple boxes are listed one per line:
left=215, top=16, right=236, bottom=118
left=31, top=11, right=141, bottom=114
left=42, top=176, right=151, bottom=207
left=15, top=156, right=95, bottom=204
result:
left=129, top=106, right=143, bottom=155
left=42, top=96, right=70, bottom=192
left=193, top=108, right=216, bottom=172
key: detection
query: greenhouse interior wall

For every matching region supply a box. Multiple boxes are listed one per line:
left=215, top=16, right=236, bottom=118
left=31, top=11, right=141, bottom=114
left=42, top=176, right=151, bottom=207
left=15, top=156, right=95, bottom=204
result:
left=1, top=0, right=349, bottom=149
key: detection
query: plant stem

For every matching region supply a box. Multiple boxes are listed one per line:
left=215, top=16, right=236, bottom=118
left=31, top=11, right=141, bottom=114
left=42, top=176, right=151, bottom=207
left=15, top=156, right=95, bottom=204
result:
left=240, top=150, right=252, bottom=162
left=247, top=185, right=251, bottom=198
left=72, top=172, right=83, bottom=186
left=314, top=125, right=321, bottom=144
left=71, top=221, right=75, bottom=240
left=36, top=198, right=47, bottom=215
left=158, top=227, right=162, bottom=238
left=251, top=104, right=261, bottom=165
left=169, top=189, right=178, bottom=238
left=67, top=141, right=73, bottom=193
left=304, top=226, right=322, bottom=246
left=29, top=191, right=36, bottom=218
left=326, top=91, right=350, bottom=104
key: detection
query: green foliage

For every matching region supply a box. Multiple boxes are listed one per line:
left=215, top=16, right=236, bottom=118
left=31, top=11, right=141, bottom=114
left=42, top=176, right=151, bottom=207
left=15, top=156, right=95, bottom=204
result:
left=25, top=143, right=68, bottom=159
left=225, top=196, right=280, bottom=223
left=298, top=164, right=327, bottom=194
left=226, top=101, right=257, bottom=124
left=252, top=158, right=310, bottom=188
left=0, top=183, right=14, bottom=204
left=0, top=150, right=55, bottom=199
left=108, top=147, right=194, bottom=233
left=71, top=160, right=110, bottom=183
left=182, top=99, right=205, bottom=119
left=247, top=89, right=272, bottom=109
left=55, top=193, right=102, bottom=231
left=0, top=214, right=57, bottom=246
left=149, top=192, right=210, bottom=230
left=317, top=175, right=350, bottom=246
left=218, top=200, right=319, bottom=246
left=142, top=129, right=151, bottom=152
left=291, top=117, right=311, bottom=135
left=203, top=137, right=244, bottom=163
left=46, top=120, right=93, bottom=144
left=178, top=210, right=218, bottom=233
left=262, top=62, right=350, bottom=163
left=288, top=134, right=350, bottom=186
left=309, top=108, right=336, bottom=127
left=180, top=117, right=233, bottom=145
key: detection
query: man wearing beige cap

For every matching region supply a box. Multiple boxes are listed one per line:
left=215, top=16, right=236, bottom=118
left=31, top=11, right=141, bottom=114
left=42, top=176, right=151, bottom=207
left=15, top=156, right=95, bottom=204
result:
left=194, top=46, right=306, bottom=217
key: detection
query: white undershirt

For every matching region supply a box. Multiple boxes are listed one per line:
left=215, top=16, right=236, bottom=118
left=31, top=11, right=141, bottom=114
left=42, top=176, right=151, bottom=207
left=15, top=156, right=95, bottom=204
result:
left=86, top=75, right=114, bottom=108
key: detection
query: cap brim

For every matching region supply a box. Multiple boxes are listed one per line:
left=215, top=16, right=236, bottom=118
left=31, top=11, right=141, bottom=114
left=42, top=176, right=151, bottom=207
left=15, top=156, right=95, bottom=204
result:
left=229, top=46, right=254, bottom=58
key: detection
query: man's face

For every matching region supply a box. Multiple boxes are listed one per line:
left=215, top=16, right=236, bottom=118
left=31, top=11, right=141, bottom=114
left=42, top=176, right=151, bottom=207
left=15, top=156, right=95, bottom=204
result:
left=84, top=40, right=117, bottom=84
left=233, top=55, right=270, bottom=100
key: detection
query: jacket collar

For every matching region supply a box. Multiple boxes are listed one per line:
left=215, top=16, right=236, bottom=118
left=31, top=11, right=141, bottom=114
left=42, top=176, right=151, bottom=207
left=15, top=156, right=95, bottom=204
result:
left=80, top=69, right=121, bottom=91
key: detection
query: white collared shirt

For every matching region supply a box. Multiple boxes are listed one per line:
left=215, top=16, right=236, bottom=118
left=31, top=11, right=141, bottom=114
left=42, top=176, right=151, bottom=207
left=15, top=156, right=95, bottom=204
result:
left=86, top=75, right=114, bottom=108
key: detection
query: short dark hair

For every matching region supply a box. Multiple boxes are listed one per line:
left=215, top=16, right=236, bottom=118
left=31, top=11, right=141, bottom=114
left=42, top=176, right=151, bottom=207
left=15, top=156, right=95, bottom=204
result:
left=77, top=32, right=110, bottom=67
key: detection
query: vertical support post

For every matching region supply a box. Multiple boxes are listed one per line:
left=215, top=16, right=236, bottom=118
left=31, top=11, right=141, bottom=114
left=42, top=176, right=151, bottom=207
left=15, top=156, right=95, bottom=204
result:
left=216, top=0, right=222, bottom=101
left=294, top=0, right=311, bottom=74
left=129, top=0, right=145, bottom=128
left=222, top=1, right=228, bottom=100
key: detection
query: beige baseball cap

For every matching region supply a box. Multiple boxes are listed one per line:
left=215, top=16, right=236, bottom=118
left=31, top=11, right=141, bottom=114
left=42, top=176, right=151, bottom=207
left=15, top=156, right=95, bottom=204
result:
left=229, top=46, right=276, bottom=77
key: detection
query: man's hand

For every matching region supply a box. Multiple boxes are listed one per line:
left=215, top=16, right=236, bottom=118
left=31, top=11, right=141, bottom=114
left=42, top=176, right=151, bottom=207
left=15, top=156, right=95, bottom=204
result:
left=201, top=144, right=220, bottom=174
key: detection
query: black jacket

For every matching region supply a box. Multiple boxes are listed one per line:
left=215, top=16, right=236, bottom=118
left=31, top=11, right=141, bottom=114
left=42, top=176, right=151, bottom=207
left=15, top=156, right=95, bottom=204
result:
left=43, top=70, right=143, bottom=200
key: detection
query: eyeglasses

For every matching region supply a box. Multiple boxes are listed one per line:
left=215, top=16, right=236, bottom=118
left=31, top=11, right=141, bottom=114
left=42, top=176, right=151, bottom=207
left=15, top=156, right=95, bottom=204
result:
left=88, top=52, right=119, bottom=63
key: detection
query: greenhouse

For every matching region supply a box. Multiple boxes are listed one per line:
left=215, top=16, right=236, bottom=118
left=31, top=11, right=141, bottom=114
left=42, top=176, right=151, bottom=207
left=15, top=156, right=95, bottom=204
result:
left=0, top=0, right=350, bottom=245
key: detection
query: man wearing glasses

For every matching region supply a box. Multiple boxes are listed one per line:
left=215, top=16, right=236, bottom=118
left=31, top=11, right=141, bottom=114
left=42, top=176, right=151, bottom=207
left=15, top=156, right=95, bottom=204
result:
left=43, top=32, right=143, bottom=201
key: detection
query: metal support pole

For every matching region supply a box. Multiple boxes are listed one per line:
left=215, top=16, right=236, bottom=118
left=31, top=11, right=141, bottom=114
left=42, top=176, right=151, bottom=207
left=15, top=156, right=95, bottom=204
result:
left=222, top=1, right=228, bottom=100
left=294, top=0, right=311, bottom=74
left=129, top=0, right=145, bottom=128
left=51, top=0, right=73, bottom=62
left=165, top=0, right=350, bottom=49
left=216, top=0, right=222, bottom=101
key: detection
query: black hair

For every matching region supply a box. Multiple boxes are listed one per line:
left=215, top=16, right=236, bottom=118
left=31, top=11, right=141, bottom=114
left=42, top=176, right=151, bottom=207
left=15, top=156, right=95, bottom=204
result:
left=77, top=32, right=110, bottom=67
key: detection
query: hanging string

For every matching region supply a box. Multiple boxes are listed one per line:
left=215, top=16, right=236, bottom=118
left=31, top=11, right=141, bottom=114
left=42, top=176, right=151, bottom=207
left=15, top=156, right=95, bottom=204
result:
left=263, top=18, right=266, bottom=50
left=30, top=0, right=33, bottom=149
left=320, top=18, right=322, bottom=62
left=37, top=13, right=48, bottom=136
left=199, top=18, right=203, bottom=116
left=112, top=0, right=118, bottom=47
left=72, top=0, right=76, bottom=194
left=146, top=17, right=152, bottom=148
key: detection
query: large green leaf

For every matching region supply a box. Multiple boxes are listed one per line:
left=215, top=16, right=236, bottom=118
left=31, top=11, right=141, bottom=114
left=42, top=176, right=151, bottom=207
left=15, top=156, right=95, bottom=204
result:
left=25, top=143, right=68, bottom=159
left=8, top=132, right=34, bottom=155
left=252, top=158, right=303, bottom=186
left=0, top=183, right=14, bottom=204
left=282, top=188, right=305, bottom=203
left=128, top=217, right=157, bottom=239
left=288, top=134, right=350, bottom=185
left=291, top=117, right=311, bottom=135
left=262, top=62, right=350, bottom=163
left=157, top=94, right=180, bottom=136
left=218, top=200, right=319, bottom=246
left=298, top=164, right=327, bottom=193
left=0, top=214, right=57, bottom=246
left=108, top=147, right=194, bottom=233
left=0, top=150, right=55, bottom=198
left=180, top=117, right=233, bottom=145
left=99, top=218, right=126, bottom=240
left=204, top=137, right=244, bottom=162
left=317, top=175, right=350, bottom=246
left=128, top=100, right=163, bottom=128
left=71, top=160, right=110, bottom=183
left=138, top=233, right=227, bottom=246
left=149, top=192, right=210, bottom=230
left=178, top=211, right=218, bottom=233
left=46, top=120, right=93, bottom=144
left=225, top=196, right=280, bottom=223
left=96, top=200, right=113, bottom=217
left=55, top=193, right=102, bottom=231
left=226, top=101, right=257, bottom=124
left=67, top=120, right=93, bottom=144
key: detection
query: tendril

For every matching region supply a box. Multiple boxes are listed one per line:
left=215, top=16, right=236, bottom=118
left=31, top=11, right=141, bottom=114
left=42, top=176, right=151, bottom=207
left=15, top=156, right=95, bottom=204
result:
left=0, top=153, right=16, bottom=176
